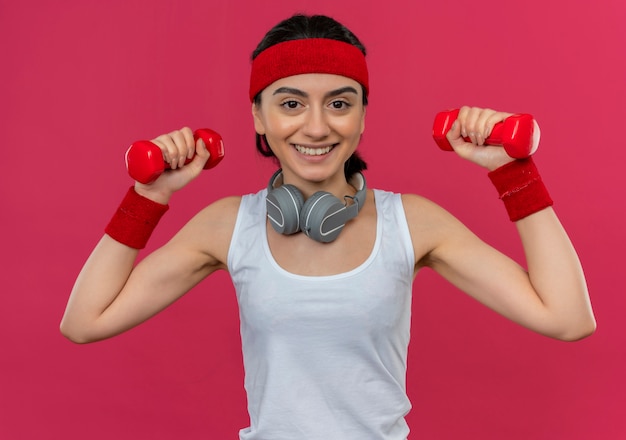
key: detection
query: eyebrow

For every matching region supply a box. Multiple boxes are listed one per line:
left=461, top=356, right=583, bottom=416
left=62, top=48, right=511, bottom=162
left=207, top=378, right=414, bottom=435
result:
left=272, top=86, right=359, bottom=99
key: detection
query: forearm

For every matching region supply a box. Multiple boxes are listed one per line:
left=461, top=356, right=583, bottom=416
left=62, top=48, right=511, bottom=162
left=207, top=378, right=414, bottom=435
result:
left=488, top=158, right=595, bottom=339
left=515, top=208, right=595, bottom=340
left=61, top=186, right=169, bottom=343
left=441, top=107, right=595, bottom=339
left=60, top=129, right=218, bottom=343
left=60, top=235, right=139, bottom=343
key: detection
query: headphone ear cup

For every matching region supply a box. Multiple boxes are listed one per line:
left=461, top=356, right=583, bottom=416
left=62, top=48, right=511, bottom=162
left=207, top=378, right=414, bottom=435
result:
left=266, top=184, right=304, bottom=235
left=300, top=192, right=347, bottom=243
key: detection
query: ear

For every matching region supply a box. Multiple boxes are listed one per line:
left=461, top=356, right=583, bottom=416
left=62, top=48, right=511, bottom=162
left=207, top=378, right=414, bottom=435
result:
left=252, top=102, right=266, bottom=135
left=359, top=106, right=366, bottom=135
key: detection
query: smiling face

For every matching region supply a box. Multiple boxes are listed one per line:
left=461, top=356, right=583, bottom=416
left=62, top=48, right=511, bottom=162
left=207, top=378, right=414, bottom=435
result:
left=252, top=73, right=366, bottom=190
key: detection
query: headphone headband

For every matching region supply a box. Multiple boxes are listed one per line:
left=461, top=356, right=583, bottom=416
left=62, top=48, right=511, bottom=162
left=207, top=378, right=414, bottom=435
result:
left=266, top=170, right=367, bottom=243
left=268, top=170, right=366, bottom=211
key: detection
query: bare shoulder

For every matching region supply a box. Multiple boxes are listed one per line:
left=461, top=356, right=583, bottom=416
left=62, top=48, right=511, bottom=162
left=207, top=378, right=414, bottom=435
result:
left=400, top=193, right=457, bottom=228
left=168, top=196, right=243, bottom=269
left=195, top=195, right=243, bottom=222
left=399, top=193, right=472, bottom=268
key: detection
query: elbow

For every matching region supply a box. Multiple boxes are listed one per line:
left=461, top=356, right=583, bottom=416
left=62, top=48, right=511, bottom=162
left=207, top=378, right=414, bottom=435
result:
left=553, top=317, right=597, bottom=342
left=59, top=324, right=87, bottom=344
left=59, top=320, right=98, bottom=344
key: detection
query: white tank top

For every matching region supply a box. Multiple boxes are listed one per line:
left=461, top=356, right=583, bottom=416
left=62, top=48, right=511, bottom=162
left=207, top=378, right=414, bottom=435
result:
left=228, top=189, right=416, bottom=440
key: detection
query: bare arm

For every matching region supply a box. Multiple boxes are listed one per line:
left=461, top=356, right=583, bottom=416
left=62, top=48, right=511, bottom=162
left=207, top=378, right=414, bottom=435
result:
left=408, top=107, right=595, bottom=340
left=60, top=127, right=238, bottom=343
left=60, top=196, right=239, bottom=343
left=409, top=197, right=594, bottom=341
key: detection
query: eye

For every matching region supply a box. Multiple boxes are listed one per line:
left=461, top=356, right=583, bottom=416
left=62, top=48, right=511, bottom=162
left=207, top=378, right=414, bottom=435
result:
left=281, top=100, right=301, bottom=110
left=330, top=100, right=351, bottom=110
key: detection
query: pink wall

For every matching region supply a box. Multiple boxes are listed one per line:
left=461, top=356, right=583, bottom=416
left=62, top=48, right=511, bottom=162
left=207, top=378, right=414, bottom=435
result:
left=1, top=1, right=624, bottom=438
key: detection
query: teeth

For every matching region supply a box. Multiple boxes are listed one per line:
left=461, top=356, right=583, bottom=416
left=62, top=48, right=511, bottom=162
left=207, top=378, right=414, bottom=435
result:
left=294, top=144, right=333, bottom=156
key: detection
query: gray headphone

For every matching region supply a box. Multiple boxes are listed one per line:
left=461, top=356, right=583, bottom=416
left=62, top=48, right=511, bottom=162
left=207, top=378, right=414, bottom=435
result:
left=266, top=170, right=367, bottom=243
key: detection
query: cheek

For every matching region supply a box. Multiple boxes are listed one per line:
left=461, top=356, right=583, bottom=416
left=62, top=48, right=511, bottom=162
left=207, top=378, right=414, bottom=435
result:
left=264, top=117, right=300, bottom=139
left=339, top=114, right=366, bottom=138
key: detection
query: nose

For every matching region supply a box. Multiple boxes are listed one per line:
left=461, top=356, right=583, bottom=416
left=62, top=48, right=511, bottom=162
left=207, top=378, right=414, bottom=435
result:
left=302, top=105, right=331, bottom=139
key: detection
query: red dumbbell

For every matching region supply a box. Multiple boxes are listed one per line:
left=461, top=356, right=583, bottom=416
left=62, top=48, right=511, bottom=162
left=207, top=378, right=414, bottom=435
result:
left=125, top=128, right=225, bottom=184
left=432, top=109, right=535, bottom=159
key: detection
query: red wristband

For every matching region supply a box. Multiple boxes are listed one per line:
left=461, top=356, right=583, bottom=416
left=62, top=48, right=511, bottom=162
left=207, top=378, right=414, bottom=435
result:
left=105, top=187, right=169, bottom=249
left=488, top=158, right=553, bottom=222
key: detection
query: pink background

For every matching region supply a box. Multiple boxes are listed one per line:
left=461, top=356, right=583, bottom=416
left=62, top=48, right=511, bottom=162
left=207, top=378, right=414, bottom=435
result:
left=2, top=1, right=625, bottom=438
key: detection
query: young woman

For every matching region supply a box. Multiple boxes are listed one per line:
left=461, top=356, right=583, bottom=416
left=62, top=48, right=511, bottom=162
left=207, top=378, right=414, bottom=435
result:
left=61, top=14, right=596, bottom=440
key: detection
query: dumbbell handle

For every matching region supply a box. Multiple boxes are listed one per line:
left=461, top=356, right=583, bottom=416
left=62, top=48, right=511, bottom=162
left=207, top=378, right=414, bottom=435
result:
left=125, top=128, right=224, bottom=184
left=432, top=109, right=535, bottom=159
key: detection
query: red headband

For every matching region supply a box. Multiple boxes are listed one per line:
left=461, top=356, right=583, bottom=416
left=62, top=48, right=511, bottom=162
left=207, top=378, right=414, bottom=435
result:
left=249, top=38, right=369, bottom=101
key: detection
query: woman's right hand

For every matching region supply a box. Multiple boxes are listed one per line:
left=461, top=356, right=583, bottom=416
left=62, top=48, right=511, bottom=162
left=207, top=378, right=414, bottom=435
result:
left=134, top=127, right=211, bottom=204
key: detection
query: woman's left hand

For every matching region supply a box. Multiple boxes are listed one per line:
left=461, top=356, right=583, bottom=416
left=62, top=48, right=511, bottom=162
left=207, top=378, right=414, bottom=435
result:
left=445, top=106, right=539, bottom=171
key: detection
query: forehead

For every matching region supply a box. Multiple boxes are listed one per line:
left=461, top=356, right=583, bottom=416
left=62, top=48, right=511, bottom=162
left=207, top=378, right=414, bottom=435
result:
left=263, top=73, right=362, bottom=96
